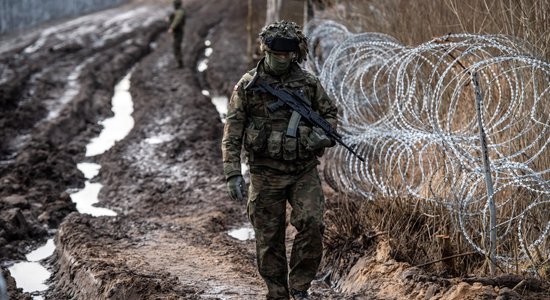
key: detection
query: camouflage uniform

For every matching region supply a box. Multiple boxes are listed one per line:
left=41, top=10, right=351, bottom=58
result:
left=168, top=0, right=185, bottom=68
left=222, top=45, right=338, bottom=298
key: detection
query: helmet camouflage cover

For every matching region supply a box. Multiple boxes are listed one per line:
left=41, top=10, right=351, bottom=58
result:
left=260, top=20, right=308, bottom=63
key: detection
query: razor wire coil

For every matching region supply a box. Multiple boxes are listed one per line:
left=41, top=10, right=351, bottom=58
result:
left=305, top=20, right=550, bottom=270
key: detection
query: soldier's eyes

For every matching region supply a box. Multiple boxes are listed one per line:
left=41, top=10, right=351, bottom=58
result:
left=272, top=52, right=295, bottom=59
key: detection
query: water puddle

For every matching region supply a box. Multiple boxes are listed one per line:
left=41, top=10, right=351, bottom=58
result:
left=145, top=133, right=174, bottom=145
left=202, top=90, right=228, bottom=122
left=8, top=71, right=133, bottom=299
left=211, top=96, right=228, bottom=118
left=7, top=262, right=48, bottom=300
left=7, top=238, right=55, bottom=300
left=194, top=41, right=250, bottom=243
left=25, top=239, right=55, bottom=262
left=197, top=40, right=212, bottom=73
left=196, top=40, right=229, bottom=123
left=70, top=162, right=117, bottom=217
left=86, top=72, right=134, bottom=157
left=228, top=225, right=255, bottom=241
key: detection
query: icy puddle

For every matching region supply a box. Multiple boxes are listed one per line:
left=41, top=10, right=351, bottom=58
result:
left=86, top=71, right=134, bottom=157
left=9, top=71, right=133, bottom=299
left=71, top=162, right=117, bottom=217
left=72, top=71, right=134, bottom=217
left=198, top=39, right=229, bottom=122
left=196, top=39, right=253, bottom=244
left=7, top=239, right=55, bottom=300
left=196, top=39, right=252, bottom=244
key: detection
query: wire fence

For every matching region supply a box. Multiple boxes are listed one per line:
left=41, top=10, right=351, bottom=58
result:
left=305, top=20, right=550, bottom=271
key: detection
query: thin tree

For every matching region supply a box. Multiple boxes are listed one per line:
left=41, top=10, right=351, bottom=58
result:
left=304, top=0, right=314, bottom=26
left=247, top=0, right=254, bottom=66
left=265, top=0, right=282, bottom=26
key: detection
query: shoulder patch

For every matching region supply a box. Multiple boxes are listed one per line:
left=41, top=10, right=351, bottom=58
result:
left=235, top=72, right=256, bottom=91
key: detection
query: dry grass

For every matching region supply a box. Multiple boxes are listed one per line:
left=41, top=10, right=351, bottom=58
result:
left=317, top=0, right=550, bottom=61
left=322, top=193, right=486, bottom=277
left=315, top=0, right=550, bottom=279
left=323, top=189, right=549, bottom=278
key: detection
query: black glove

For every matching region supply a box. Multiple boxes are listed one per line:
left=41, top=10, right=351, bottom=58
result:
left=227, top=175, right=244, bottom=201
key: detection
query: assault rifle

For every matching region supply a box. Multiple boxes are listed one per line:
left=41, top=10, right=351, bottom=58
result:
left=246, top=75, right=365, bottom=162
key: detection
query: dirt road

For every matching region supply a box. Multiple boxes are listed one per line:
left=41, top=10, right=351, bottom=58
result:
left=1, top=0, right=548, bottom=299
left=48, top=0, right=269, bottom=298
left=2, top=0, right=344, bottom=299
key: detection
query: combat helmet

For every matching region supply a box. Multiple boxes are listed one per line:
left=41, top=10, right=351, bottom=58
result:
left=173, top=0, right=182, bottom=8
left=260, top=20, right=308, bottom=63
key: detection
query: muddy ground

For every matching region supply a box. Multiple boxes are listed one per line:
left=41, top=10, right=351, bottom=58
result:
left=1, top=0, right=549, bottom=299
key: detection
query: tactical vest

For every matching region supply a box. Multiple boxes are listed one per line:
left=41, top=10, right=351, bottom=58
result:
left=240, top=69, right=320, bottom=162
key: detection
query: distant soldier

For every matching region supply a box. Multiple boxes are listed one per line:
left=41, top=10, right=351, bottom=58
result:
left=222, top=20, right=338, bottom=300
left=167, top=0, right=185, bottom=68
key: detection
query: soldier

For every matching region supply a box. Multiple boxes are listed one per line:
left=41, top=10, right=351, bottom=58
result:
left=167, top=0, right=185, bottom=68
left=222, top=20, right=338, bottom=300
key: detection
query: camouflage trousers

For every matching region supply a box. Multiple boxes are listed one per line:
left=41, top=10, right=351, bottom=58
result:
left=247, top=166, right=325, bottom=300
left=172, top=31, right=183, bottom=67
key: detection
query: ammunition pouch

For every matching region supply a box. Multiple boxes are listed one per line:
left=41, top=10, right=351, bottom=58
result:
left=267, top=131, right=284, bottom=159
left=244, top=126, right=266, bottom=153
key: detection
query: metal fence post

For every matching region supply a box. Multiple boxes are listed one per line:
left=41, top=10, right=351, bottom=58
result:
left=472, top=71, right=497, bottom=275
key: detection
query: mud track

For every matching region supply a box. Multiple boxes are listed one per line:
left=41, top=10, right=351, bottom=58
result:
left=2, top=0, right=548, bottom=300
left=49, top=0, right=267, bottom=298
left=3, top=0, right=301, bottom=299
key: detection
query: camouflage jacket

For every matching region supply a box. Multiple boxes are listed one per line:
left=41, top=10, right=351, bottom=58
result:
left=222, top=59, right=338, bottom=179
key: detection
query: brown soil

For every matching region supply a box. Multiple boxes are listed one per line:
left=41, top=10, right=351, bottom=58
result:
left=1, top=0, right=548, bottom=300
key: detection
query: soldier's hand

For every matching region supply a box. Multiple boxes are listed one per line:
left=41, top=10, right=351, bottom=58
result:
left=306, top=127, right=333, bottom=151
left=227, top=175, right=245, bottom=201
